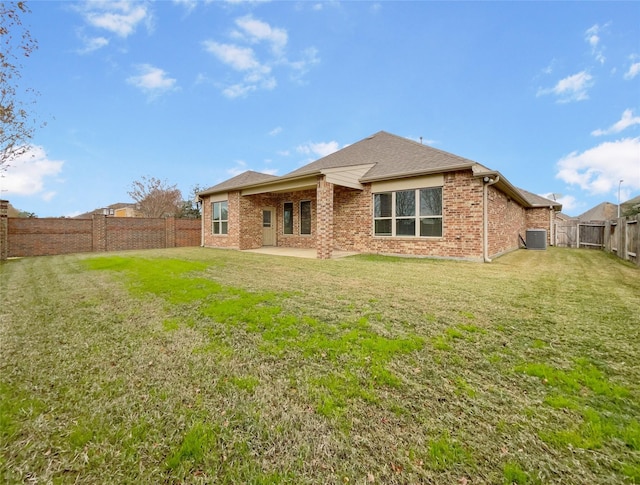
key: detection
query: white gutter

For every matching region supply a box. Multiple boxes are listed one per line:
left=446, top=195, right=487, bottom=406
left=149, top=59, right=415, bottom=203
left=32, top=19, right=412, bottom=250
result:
left=483, top=175, right=500, bottom=262
left=549, top=206, right=555, bottom=247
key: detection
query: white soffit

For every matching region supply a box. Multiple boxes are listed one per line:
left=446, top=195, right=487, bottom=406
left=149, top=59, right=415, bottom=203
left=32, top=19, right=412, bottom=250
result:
left=371, top=173, right=444, bottom=193
left=321, top=164, right=375, bottom=190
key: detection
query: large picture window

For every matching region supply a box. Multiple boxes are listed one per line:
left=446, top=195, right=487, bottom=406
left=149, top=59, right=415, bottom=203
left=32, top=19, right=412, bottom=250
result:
left=212, top=201, right=228, bottom=235
left=300, top=200, right=311, bottom=235
left=373, top=187, right=442, bottom=237
left=283, top=202, right=293, bottom=235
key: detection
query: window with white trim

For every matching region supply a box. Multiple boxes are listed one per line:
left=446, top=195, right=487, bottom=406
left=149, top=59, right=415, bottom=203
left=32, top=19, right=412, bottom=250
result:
left=373, top=187, right=442, bottom=237
left=212, top=200, right=228, bottom=235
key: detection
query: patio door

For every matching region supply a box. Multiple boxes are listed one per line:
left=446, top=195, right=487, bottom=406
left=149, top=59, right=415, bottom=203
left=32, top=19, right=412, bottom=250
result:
left=262, top=208, right=276, bottom=246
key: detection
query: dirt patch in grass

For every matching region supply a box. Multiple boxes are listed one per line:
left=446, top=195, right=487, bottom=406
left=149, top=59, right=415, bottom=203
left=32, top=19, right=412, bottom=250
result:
left=1, top=247, right=638, bottom=484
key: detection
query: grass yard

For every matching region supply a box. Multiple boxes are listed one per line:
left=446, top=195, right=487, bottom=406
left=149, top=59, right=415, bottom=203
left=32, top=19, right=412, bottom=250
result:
left=1, top=247, right=639, bottom=484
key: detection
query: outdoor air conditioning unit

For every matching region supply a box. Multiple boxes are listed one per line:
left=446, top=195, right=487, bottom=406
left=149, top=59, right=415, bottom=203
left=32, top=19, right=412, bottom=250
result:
left=526, top=229, right=547, bottom=250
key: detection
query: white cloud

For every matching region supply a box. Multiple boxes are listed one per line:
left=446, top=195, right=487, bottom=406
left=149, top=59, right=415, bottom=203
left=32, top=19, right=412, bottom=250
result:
left=296, top=141, right=340, bottom=158
left=77, top=35, right=109, bottom=54
left=203, top=16, right=318, bottom=98
left=127, top=64, right=178, bottom=98
left=80, top=1, right=152, bottom=38
left=624, top=61, right=640, bottom=80
left=592, top=109, right=640, bottom=136
left=172, top=0, right=198, bottom=13
left=537, top=71, right=593, bottom=103
left=584, top=23, right=607, bottom=64
left=2, top=146, right=64, bottom=198
left=269, top=126, right=282, bottom=136
left=234, top=15, right=287, bottom=56
left=556, top=137, right=640, bottom=199
left=203, top=40, right=276, bottom=98
left=541, top=193, right=578, bottom=213
left=203, top=41, right=264, bottom=72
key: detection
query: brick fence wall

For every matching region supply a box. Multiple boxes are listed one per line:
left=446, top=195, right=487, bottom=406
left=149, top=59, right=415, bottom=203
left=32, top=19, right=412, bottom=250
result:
left=0, top=200, right=8, bottom=261
left=0, top=202, right=201, bottom=260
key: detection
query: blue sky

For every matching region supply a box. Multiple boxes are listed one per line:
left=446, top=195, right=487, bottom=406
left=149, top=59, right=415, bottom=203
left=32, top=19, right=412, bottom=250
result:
left=2, top=0, right=639, bottom=217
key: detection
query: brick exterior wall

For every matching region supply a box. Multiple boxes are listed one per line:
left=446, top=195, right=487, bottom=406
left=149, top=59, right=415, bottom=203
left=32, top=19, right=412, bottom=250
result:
left=202, top=189, right=319, bottom=251
left=200, top=170, right=555, bottom=261
left=526, top=207, right=554, bottom=246
left=5, top=213, right=200, bottom=258
left=202, top=191, right=241, bottom=249
left=487, top=186, right=527, bottom=257
left=0, top=200, right=8, bottom=261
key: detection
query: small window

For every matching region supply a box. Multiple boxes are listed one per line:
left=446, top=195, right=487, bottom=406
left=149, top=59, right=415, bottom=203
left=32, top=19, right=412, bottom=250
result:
left=263, top=210, right=272, bottom=227
left=212, top=201, right=228, bottom=235
left=374, top=193, right=392, bottom=236
left=283, top=202, right=293, bottom=235
left=300, top=200, right=311, bottom=235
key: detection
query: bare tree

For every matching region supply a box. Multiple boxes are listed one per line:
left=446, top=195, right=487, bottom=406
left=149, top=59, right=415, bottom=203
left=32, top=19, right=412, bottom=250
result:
left=128, top=176, right=182, bottom=218
left=1, top=1, right=41, bottom=169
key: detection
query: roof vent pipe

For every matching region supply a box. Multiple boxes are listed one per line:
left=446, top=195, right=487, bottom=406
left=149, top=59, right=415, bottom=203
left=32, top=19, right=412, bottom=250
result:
left=483, top=175, right=500, bottom=262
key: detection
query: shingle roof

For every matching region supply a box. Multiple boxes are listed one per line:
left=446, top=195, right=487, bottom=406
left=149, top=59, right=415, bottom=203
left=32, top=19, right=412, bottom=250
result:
left=578, top=202, right=618, bottom=221
left=200, top=170, right=279, bottom=194
left=285, top=131, right=477, bottom=181
left=199, top=131, right=562, bottom=212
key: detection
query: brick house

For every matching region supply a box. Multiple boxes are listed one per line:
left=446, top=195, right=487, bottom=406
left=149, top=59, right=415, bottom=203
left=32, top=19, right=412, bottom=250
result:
left=198, top=131, right=561, bottom=261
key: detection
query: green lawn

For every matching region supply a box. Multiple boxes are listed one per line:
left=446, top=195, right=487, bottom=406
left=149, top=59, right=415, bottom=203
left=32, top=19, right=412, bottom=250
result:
left=1, top=247, right=638, bottom=484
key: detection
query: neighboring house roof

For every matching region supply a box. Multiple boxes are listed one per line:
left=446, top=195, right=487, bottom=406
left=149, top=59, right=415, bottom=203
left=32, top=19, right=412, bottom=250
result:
left=621, top=195, right=640, bottom=215
left=74, top=202, right=138, bottom=219
left=556, top=212, right=577, bottom=221
left=199, top=130, right=561, bottom=211
left=577, top=202, right=618, bottom=222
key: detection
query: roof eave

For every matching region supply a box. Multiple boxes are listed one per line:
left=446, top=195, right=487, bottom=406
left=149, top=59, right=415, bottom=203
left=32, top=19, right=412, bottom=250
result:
left=359, top=163, right=476, bottom=184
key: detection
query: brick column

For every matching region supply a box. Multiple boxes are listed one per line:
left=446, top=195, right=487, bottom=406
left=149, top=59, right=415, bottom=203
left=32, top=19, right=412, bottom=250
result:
left=165, top=217, right=176, bottom=248
left=316, top=177, right=334, bottom=259
left=92, top=214, right=107, bottom=252
left=0, top=200, right=8, bottom=261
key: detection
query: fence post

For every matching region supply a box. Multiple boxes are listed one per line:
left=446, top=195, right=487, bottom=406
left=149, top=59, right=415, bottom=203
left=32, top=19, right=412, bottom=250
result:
left=165, top=217, right=176, bottom=248
left=620, top=217, right=628, bottom=261
left=92, top=214, right=107, bottom=252
left=0, top=200, right=8, bottom=261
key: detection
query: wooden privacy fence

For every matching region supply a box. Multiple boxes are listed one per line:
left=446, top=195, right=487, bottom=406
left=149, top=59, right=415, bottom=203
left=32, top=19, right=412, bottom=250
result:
left=555, top=214, right=640, bottom=267
left=0, top=201, right=201, bottom=259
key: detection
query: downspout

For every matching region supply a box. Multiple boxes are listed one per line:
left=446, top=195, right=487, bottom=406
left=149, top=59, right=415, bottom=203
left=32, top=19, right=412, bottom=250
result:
left=549, top=206, right=554, bottom=247
left=483, top=175, right=499, bottom=262
left=198, top=197, right=205, bottom=247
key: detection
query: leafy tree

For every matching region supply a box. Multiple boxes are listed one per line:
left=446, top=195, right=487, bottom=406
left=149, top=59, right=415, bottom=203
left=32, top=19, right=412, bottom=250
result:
left=1, top=1, right=42, bottom=169
left=177, top=184, right=203, bottom=219
left=128, top=176, right=182, bottom=218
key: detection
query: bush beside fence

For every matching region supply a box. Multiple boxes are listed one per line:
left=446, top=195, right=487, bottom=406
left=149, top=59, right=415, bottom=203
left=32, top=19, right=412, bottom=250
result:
left=0, top=201, right=201, bottom=259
